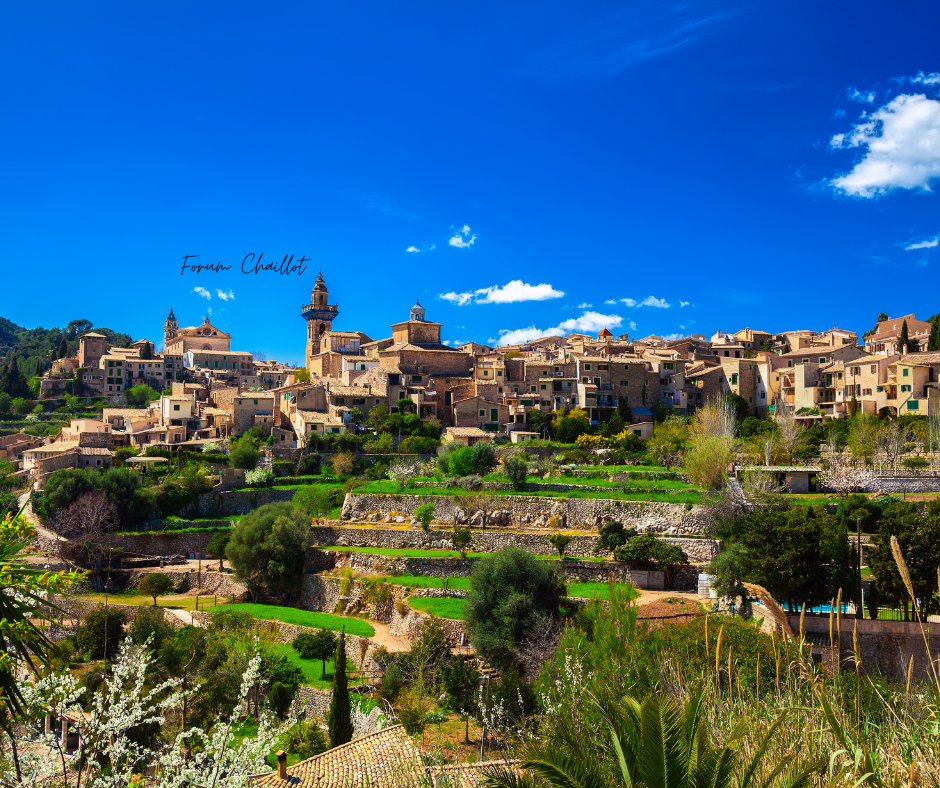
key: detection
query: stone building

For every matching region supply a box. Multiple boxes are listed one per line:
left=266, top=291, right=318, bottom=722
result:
left=163, top=309, right=231, bottom=355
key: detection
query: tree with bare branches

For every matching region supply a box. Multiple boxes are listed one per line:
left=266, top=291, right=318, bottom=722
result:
left=773, top=397, right=804, bottom=463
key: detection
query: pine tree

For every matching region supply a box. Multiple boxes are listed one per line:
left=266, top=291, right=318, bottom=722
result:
left=34, top=358, right=43, bottom=377
left=327, top=629, right=353, bottom=748
left=140, top=342, right=152, bottom=360
left=0, top=359, right=29, bottom=398
left=928, top=319, right=940, bottom=352
left=897, top=320, right=910, bottom=354
left=58, top=339, right=68, bottom=359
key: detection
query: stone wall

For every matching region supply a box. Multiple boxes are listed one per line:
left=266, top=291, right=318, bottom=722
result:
left=104, top=528, right=231, bottom=558
left=178, top=488, right=298, bottom=518
left=342, top=492, right=710, bottom=535
left=321, top=550, right=667, bottom=589
left=865, top=476, right=940, bottom=493
left=46, top=595, right=187, bottom=636
left=312, top=524, right=720, bottom=565
left=125, top=568, right=249, bottom=600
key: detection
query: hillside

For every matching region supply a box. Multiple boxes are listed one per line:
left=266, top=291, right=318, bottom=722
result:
left=0, top=316, right=132, bottom=378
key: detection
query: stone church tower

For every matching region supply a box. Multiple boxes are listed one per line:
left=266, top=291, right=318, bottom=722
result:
left=301, top=272, right=339, bottom=368
left=163, top=307, right=178, bottom=348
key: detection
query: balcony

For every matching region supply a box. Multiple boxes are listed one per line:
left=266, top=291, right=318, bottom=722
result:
left=300, top=303, right=340, bottom=322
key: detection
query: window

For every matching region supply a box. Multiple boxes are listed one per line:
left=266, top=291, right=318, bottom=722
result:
left=497, top=371, right=502, bottom=377
left=819, top=357, right=826, bottom=363
left=585, top=364, right=591, bottom=370
left=901, top=384, right=912, bottom=392
left=908, top=400, right=919, bottom=410
left=498, top=387, right=503, bottom=393
left=479, top=409, right=485, bottom=417
left=838, top=372, right=842, bottom=379
left=531, top=386, right=536, bottom=392
left=522, top=399, right=533, bottom=406
left=540, top=384, right=546, bottom=390
left=903, top=368, right=909, bottom=377
left=787, top=361, right=793, bottom=367
left=412, top=375, right=422, bottom=381
left=731, top=373, right=738, bottom=385
left=490, top=408, right=498, bottom=421
left=665, top=362, right=673, bottom=370
left=871, top=365, right=877, bottom=374
left=802, top=358, right=809, bottom=364
left=514, top=387, right=519, bottom=393
left=760, top=391, right=766, bottom=399
left=482, top=370, right=489, bottom=376
left=599, top=364, right=608, bottom=370
left=253, top=399, right=258, bottom=405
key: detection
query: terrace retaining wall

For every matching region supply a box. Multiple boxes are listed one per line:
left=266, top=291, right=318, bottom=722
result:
left=311, top=524, right=720, bottom=565
left=341, top=492, right=710, bottom=535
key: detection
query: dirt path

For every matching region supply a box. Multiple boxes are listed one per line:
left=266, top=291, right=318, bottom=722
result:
left=368, top=621, right=410, bottom=653
left=633, top=588, right=703, bottom=607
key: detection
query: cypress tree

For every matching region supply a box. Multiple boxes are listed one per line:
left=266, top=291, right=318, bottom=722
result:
left=140, top=342, right=152, bottom=360
left=58, top=338, right=68, bottom=359
left=897, top=320, right=910, bottom=354
left=928, top=319, right=940, bottom=352
left=327, top=629, right=353, bottom=748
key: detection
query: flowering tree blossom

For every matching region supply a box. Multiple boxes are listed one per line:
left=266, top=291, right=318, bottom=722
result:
left=3, top=639, right=281, bottom=788
left=388, top=459, right=422, bottom=491
left=819, top=437, right=878, bottom=497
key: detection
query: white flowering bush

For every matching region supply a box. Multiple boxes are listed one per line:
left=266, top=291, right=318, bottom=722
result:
left=202, top=441, right=221, bottom=454
left=6, top=638, right=282, bottom=788
left=388, top=459, right=421, bottom=490
left=245, top=467, right=274, bottom=487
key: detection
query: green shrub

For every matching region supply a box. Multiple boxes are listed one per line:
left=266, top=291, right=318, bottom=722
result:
left=448, top=446, right=477, bottom=477
left=76, top=606, right=128, bottom=660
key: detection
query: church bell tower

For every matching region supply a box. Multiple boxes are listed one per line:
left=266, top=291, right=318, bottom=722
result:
left=300, top=272, right=339, bottom=369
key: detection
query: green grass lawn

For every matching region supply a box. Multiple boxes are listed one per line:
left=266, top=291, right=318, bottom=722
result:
left=354, top=479, right=703, bottom=504
left=565, top=581, right=638, bottom=600
left=325, top=545, right=611, bottom=562
left=387, top=574, right=473, bottom=590
left=267, top=642, right=361, bottom=689
left=223, top=603, right=375, bottom=637
left=407, top=596, right=467, bottom=620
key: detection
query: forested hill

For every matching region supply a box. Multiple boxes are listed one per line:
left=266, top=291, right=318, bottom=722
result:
left=0, top=317, right=132, bottom=378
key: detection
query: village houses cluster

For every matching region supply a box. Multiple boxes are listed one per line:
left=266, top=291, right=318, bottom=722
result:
left=8, top=270, right=940, bottom=486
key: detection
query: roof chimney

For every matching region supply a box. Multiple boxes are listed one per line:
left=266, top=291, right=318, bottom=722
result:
left=904, top=344, right=909, bottom=355
left=276, top=750, right=287, bottom=779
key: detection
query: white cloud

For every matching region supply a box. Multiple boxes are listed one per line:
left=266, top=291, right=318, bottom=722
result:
left=910, top=71, right=940, bottom=85
left=495, top=310, right=623, bottom=346
left=577, top=302, right=592, bottom=308
left=638, top=295, right=670, bottom=308
left=439, top=280, right=564, bottom=306
left=663, top=333, right=682, bottom=341
left=905, top=236, right=939, bottom=250
left=216, top=289, right=234, bottom=301
left=406, top=246, right=420, bottom=253
left=406, top=244, right=435, bottom=253
left=679, top=300, right=690, bottom=307
left=620, top=298, right=637, bottom=306
left=439, top=291, right=475, bottom=306
left=449, top=225, right=477, bottom=248
left=604, top=299, right=617, bottom=305
left=830, top=93, right=940, bottom=196
left=192, top=287, right=211, bottom=299
left=629, top=321, right=637, bottom=331
left=848, top=87, right=875, bottom=104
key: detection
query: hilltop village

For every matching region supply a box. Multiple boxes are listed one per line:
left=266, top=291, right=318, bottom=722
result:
left=5, top=271, right=939, bottom=486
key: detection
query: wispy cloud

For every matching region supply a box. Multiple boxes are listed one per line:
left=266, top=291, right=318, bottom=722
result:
left=216, top=289, right=234, bottom=301
left=439, top=280, right=564, bottom=306
left=639, top=295, right=670, bottom=308
left=577, top=302, right=592, bottom=308
left=679, top=300, right=690, bottom=307
left=494, top=310, right=622, bottom=346
left=524, top=2, right=733, bottom=78
left=449, top=225, right=477, bottom=248
left=663, top=332, right=683, bottom=341
left=905, top=236, right=939, bottom=251
left=620, top=298, right=637, bottom=306
left=604, top=299, right=617, bottom=305
left=830, top=93, right=940, bottom=196
left=406, top=243, right=436, bottom=253
left=900, top=71, right=940, bottom=86
left=193, top=287, right=211, bottom=299
left=629, top=321, right=638, bottom=331
left=847, top=87, right=875, bottom=104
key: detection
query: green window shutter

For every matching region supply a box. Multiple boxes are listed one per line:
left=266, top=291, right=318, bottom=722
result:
left=491, top=408, right=498, bottom=421
left=479, top=409, right=485, bottom=417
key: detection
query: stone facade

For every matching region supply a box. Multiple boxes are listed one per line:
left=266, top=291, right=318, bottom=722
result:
left=342, top=492, right=711, bottom=535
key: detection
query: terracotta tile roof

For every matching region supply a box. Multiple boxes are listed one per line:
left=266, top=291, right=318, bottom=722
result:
left=899, top=352, right=940, bottom=364
left=248, top=726, right=424, bottom=787
left=327, top=386, right=377, bottom=397
left=445, top=427, right=490, bottom=438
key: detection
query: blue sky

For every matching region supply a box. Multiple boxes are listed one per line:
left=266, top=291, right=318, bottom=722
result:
left=3, top=1, right=940, bottom=363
